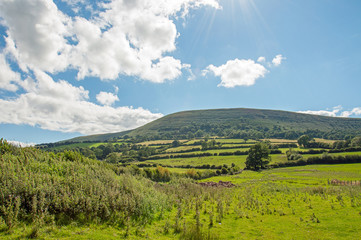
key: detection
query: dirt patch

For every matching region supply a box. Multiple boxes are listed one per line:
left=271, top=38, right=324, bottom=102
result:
left=329, top=179, right=361, bottom=186
left=198, top=181, right=235, bottom=188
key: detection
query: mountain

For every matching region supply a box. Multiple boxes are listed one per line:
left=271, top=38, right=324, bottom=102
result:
left=62, top=108, right=361, bottom=142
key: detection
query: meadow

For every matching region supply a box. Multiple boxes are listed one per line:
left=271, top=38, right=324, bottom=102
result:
left=3, top=163, right=361, bottom=239
left=2, top=138, right=361, bottom=239
left=142, top=155, right=248, bottom=168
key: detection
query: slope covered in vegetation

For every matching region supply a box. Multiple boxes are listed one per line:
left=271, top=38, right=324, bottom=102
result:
left=63, top=108, right=361, bottom=143
left=0, top=139, right=170, bottom=236
left=2, top=138, right=361, bottom=239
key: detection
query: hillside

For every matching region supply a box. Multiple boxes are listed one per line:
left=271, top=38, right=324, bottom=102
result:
left=63, top=108, right=361, bottom=142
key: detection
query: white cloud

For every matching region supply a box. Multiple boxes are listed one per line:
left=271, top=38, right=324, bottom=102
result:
left=0, top=0, right=220, bottom=136
left=183, top=64, right=196, bottom=81
left=204, top=58, right=268, bottom=88
left=340, top=108, right=361, bottom=118
left=0, top=0, right=71, bottom=73
left=96, top=91, right=119, bottom=106
left=0, top=71, right=163, bottom=135
left=298, top=106, right=361, bottom=118
left=60, top=0, right=86, bottom=6
left=0, top=53, right=21, bottom=91
left=257, top=56, right=266, bottom=63
left=60, top=0, right=88, bottom=13
left=0, top=0, right=219, bottom=83
left=298, top=108, right=341, bottom=117
left=8, top=140, right=35, bottom=147
left=140, top=57, right=183, bottom=83
left=272, top=54, right=285, bottom=67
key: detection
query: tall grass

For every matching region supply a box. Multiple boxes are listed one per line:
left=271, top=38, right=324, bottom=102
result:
left=0, top=139, right=169, bottom=229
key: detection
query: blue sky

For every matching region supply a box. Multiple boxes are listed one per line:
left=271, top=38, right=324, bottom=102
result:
left=1, top=0, right=361, bottom=144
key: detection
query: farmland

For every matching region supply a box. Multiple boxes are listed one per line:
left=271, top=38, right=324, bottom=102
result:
left=1, top=135, right=361, bottom=239
left=2, top=148, right=361, bottom=239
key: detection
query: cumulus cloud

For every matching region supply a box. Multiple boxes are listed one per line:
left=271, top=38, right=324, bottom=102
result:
left=0, top=53, right=21, bottom=91
left=8, top=140, right=35, bottom=147
left=0, top=0, right=219, bottom=83
left=340, top=108, right=361, bottom=118
left=257, top=56, right=266, bottom=63
left=96, top=91, right=119, bottom=106
left=0, top=0, right=221, bottom=135
left=0, top=0, right=71, bottom=73
left=0, top=71, right=163, bottom=135
left=298, top=106, right=342, bottom=117
left=204, top=58, right=268, bottom=88
left=298, top=106, right=361, bottom=118
left=272, top=54, right=286, bottom=66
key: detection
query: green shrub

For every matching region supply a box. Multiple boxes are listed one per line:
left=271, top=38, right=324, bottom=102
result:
left=0, top=145, right=169, bottom=228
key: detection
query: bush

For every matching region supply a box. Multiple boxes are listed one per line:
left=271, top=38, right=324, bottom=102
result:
left=270, top=154, right=361, bottom=168
left=0, top=145, right=169, bottom=227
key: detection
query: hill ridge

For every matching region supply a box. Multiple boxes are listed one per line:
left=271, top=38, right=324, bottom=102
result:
left=62, top=108, right=361, bottom=143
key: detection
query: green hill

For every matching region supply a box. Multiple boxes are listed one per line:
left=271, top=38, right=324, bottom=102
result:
left=63, top=108, right=361, bottom=142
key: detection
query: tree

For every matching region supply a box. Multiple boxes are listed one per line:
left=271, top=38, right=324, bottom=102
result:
left=187, top=132, right=195, bottom=140
left=245, top=142, right=270, bottom=171
left=172, top=140, right=181, bottom=148
left=105, top=152, right=119, bottom=164
left=351, top=136, right=361, bottom=147
left=201, top=141, right=208, bottom=150
left=195, top=130, right=204, bottom=138
left=297, top=135, right=312, bottom=148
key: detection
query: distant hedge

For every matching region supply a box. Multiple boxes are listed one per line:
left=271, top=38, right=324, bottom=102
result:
left=270, top=154, right=361, bottom=168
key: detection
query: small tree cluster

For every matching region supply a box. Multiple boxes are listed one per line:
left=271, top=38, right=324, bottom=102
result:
left=245, top=142, right=270, bottom=171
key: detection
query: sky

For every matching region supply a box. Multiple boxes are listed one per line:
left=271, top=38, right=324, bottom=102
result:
left=1, top=0, right=361, bottom=144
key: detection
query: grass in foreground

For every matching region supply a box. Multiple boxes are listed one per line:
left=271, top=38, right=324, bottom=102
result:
left=2, top=139, right=361, bottom=239
left=3, top=164, right=361, bottom=239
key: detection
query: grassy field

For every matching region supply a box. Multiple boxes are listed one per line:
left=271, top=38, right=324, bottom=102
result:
left=304, top=151, right=361, bottom=158
left=278, top=147, right=326, bottom=153
left=153, top=148, right=251, bottom=158
left=138, top=140, right=188, bottom=146
left=142, top=151, right=361, bottom=169
left=200, top=163, right=361, bottom=185
left=314, top=138, right=337, bottom=144
left=46, top=142, right=95, bottom=150
left=165, top=145, right=200, bottom=152
left=143, top=155, right=248, bottom=168
left=165, top=143, right=254, bottom=153
left=47, top=141, right=126, bottom=150
left=140, top=167, right=216, bottom=174
left=263, top=139, right=297, bottom=143
left=5, top=138, right=361, bottom=239
left=4, top=164, right=361, bottom=239
left=142, top=153, right=290, bottom=168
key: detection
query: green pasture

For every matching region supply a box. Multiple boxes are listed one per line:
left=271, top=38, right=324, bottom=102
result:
left=138, top=140, right=187, bottom=146
left=15, top=164, right=361, bottom=240
left=3, top=154, right=361, bottom=240
left=183, top=139, right=255, bottom=145
left=165, top=145, right=200, bottom=152
left=263, top=138, right=297, bottom=143
left=144, top=153, right=289, bottom=168
left=200, top=163, right=361, bottom=186
left=47, top=142, right=95, bottom=150
left=165, top=144, right=254, bottom=153
left=304, top=151, right=361, bottom=158
left=48, top=141, right=128, bottom=150
left=214, top=139, right=250, bottom=144
left=143, top=155, right=248, bottom=168
left=219, top=143, right=253, bottom=147
left=314, top=138, right=337, bottom=144
left=159, top=148, right=251, bottom=157
left=140, top=167, right=216, bottom=174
